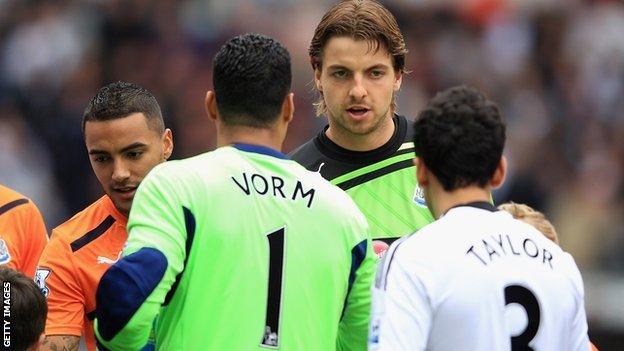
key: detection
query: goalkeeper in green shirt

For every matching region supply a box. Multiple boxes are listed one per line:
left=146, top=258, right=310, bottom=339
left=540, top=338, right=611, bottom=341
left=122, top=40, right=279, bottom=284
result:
left=94, top=33, right=375, bottom=351
left=290, top=0, right=434, bottom=244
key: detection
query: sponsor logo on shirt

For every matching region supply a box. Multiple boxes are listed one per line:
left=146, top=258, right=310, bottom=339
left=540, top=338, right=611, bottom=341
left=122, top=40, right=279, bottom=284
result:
left=0, top=239, right=11, bottom=265
left=413, top=185, right=427, bottom=207
left=34, top=268, right=51, bottom=298
left=97, top=250, right=123, bottom=265
left=315, top=162, right=325, bottom=173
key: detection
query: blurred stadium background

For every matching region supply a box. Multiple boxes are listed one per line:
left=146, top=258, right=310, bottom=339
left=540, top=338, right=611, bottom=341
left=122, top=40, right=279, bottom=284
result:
left=0, top=0, right=622, bottom=348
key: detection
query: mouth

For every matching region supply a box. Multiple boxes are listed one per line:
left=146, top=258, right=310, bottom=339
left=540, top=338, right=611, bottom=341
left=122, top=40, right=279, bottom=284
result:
left=112, top=186, right=137, bottom=200
left=346, top=106, right=371, bottom=119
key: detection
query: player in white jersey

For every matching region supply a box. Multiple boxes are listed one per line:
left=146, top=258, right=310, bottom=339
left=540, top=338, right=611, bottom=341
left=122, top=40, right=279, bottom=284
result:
left=369, top=85, right=590, bottom=351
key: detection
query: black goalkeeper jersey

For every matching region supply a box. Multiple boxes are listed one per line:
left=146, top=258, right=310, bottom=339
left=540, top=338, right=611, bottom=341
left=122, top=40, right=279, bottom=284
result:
left=289, top=114, right=433, bottom=240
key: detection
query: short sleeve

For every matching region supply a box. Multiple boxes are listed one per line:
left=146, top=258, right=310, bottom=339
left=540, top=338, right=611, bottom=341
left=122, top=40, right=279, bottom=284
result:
left=36, top=232, right=84, bottom=336
left=21, top=201, right=48, bottom=277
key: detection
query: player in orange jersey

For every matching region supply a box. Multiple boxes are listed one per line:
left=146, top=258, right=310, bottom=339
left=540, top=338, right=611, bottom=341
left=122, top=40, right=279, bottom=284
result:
left=36, top=82, right=173, bottom=351
left=0, top=184, right=47, bottom=278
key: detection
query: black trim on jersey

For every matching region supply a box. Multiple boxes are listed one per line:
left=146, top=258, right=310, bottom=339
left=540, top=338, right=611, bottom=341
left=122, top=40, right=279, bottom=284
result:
left=86, top=310, right=95, bottom=320
left=394, top=146, right=416, bottom=157
left=0, top=198, right=29, bottom=216
left=289, top=115, right=415, bottom=181
left=336, top=159, right=413, bottom=191
left=70, top=216, right=116, bottom=252
left=446, top=201, right=498, bottom=214
left=163, top=206, right=196, bottom=306
left=315, top=114, right=408, bottom=164
left=341, top=239, right=368, bottom=320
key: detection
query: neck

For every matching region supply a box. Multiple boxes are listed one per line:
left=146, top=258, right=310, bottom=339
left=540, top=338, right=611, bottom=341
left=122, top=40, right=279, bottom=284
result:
left=217, top=125, right=284, bottom=151
left=326, top=112, right=395, bottom=151
left=432, top=186, right=492, bottom=219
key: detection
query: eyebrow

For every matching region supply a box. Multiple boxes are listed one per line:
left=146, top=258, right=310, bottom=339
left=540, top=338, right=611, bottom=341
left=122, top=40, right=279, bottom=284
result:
left=326, top=63, right=391, bottom=71
left=88, top=142, right=148, bottom=155
left=367, top=64, right=390, bottom=70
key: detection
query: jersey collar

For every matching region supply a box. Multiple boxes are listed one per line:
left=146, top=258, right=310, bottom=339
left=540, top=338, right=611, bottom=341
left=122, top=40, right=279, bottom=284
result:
left=102, top=195, right=128, bottom=225
left=232, top=143, right=289, bottom=160
left=315, top=114, right=407, bottom=164
left=443, top=201, right=498, bottom=216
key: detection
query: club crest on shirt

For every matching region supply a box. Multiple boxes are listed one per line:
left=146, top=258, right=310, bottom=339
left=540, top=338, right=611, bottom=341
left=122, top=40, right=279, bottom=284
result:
left=0, top=239, right=11, bottom=265
left=413, top=185, right=427, bottom=207
left=35, top=268, right=51, bottom=298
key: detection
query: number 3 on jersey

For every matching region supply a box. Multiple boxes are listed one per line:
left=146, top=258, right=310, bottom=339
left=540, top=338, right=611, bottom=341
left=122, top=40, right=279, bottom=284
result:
left=262, top=228, right=285, bottom=348
left=504, top=284, right=541, bottom=351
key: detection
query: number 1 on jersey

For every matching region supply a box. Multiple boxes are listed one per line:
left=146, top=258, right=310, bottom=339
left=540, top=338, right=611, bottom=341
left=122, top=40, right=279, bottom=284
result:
left=262, top=228, right=285, bottom=348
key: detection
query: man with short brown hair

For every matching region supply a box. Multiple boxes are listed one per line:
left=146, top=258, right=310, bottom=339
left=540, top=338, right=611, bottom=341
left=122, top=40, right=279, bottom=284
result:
left=37, top=82, right=173, bottom=351
left=291, top=0, right=434, bottom=246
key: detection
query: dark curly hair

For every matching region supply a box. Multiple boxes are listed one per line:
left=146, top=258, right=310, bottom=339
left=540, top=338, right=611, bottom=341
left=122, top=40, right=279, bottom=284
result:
left=213, top=33, right=291, bottom=128
left=414, top=85, right=506, bottom=191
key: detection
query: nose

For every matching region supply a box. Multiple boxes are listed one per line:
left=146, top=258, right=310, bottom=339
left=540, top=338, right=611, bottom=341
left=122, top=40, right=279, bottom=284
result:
left=112, top=159, right=130, bottom=183
left=349, top=74, right=367, bottom=101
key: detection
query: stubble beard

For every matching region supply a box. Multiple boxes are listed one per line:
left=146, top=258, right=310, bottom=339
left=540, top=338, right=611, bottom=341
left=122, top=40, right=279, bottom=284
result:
left=330, top=104, right=392, bottom=138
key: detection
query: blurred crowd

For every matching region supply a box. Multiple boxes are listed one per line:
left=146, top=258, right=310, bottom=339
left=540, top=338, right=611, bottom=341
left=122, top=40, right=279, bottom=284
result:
left=0, top=0, right=623, bottom=332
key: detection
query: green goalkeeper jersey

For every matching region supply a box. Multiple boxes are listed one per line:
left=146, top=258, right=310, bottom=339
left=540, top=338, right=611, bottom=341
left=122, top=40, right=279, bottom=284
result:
left=94, top=144, right=375, bottom=351
left=290, top=115, right=434, bottom=243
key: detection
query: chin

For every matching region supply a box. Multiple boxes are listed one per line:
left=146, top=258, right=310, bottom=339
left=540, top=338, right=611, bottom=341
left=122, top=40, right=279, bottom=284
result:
left=113, top=199, right=131, bottom=216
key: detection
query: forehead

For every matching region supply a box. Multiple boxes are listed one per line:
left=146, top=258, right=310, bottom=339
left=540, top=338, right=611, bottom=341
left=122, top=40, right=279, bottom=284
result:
left=321, top=36, right=393, bottom=69
left=84, top=113, right=159, bottom=150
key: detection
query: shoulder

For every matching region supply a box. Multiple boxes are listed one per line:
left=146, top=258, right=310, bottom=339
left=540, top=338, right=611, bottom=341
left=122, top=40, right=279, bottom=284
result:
left=297, top=167, right=366, bottom=220
left=289, top=137, right=324, bottom=168
left=52, top=196, right=117, bottom=244
left=137, top=157, right=204, bottom=194
left=0, top=185, right=35, bottom=216
left=399, top=216, right=448, bottom=250
left=0, top=184, right=25, bottom=203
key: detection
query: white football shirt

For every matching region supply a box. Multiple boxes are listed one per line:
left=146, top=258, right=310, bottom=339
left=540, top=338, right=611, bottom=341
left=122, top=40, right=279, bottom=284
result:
left=369, top=202, right=590, bottom=351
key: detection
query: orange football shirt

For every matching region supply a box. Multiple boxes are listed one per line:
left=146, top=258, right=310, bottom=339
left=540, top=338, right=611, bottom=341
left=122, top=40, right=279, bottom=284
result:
left=0, top=184, right=48, bottom=278
left=37, top=195, right=128, bottom=351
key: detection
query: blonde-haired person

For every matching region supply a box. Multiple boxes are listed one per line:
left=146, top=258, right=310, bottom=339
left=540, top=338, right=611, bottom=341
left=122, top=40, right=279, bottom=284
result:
left=498, top=202, right=559, bottom=244
left=499, top=202, right=599, bottom=351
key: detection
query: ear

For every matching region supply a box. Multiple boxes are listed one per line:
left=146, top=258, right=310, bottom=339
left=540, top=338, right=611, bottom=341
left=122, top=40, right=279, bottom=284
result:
left=205, top=90, right=218, bottom=122
left=314, top=68, right=323, bottom=92
left=490, top=156, right=507, bottom=189
left=414, top=157, right=428, bottom=187
left=162, top=128, right=174, bottom=160
left=282, top=92, right=294, bottom=124
left=393, top=71, right=403, bottom=91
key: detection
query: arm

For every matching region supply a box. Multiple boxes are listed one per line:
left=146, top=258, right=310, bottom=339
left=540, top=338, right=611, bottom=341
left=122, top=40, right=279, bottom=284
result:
left=95, top=168, right=187, bottom=350
left=336, top=237, right=376, bottom=351
left=40, top=335, right=80, bottom=351
left=1, top=199, right=47, bottom=278
left=36, top=234, right=85, bottom=343
left=23, top=200, right=48, bottom=277
left=567, top=254, right=591, bottom=351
